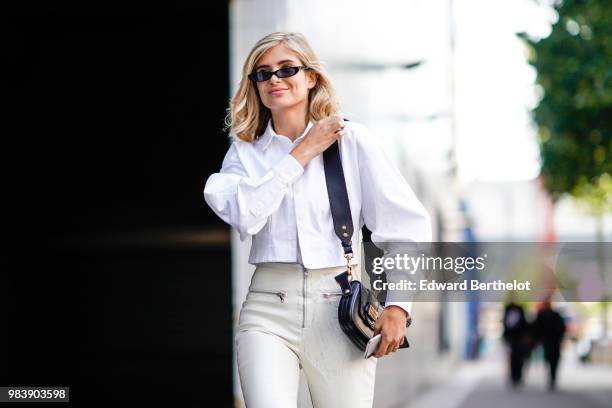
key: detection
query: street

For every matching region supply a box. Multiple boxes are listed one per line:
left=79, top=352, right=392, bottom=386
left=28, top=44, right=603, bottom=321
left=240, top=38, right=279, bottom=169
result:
left=407, top=343, right=612, bottom=408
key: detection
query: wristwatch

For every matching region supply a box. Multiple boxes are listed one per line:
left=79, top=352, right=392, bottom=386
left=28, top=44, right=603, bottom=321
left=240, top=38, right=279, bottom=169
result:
left=385, top=305, right=412, bottom=327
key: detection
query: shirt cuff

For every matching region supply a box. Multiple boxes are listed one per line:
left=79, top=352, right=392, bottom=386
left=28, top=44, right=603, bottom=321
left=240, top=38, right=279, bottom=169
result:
left=384, top=302, right=412, bottom=318
left=272, top=154, right=304, bottom=185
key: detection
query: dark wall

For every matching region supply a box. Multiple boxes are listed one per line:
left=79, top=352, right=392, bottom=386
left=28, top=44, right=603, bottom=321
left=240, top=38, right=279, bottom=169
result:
left=5, top=3, right=233, bottom=407
left=8, top=4, right=230, bottom=233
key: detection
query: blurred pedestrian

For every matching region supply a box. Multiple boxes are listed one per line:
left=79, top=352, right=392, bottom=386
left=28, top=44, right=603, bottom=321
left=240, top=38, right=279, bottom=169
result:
left=532, top=300, right=566, bottom=390
left=502, top=302, right=529, bottom=388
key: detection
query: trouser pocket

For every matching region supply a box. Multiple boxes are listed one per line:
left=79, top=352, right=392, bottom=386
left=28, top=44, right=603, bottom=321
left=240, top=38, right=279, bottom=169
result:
left=248, top=289, right=287, bottom=303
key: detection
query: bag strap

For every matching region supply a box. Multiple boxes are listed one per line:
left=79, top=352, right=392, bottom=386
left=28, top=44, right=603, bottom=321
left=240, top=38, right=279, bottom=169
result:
left=323, top=130, right=410, bottom=331
left=322, top=140, right=354, bottom=257
left=322, top=125, right=385, bottom=301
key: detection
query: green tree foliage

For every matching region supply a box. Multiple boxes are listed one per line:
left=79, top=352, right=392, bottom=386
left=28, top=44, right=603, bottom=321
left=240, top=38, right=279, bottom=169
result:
left=518, top=0, right=611, bottom=213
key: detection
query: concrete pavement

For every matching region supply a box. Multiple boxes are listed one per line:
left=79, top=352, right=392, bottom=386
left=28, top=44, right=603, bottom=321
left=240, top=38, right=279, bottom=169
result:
left=406, top=345, right=612, bottom=408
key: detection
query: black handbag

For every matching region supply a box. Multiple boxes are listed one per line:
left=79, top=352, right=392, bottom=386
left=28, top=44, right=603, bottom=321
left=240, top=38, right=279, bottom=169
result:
left=322, top=139, right=410, bottom=352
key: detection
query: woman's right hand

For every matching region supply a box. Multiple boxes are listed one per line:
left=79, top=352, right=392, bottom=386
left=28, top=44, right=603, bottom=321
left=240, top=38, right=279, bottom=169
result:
left=290, top=115, right=345, bottom=167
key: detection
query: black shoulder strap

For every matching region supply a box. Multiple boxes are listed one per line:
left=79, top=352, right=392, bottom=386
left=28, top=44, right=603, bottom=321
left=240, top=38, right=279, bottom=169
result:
left=322, top=122, right=386, bottom=302
left=322, top=140, right=354, bottom=255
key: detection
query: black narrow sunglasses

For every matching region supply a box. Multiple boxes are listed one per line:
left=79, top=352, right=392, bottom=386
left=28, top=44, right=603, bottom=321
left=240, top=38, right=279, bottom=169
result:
left=248, top=66, right=309, bottom=82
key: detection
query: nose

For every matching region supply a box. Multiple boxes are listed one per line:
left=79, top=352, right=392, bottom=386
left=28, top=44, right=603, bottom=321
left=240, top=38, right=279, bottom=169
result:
left=268, top=72, right=282, bottom=83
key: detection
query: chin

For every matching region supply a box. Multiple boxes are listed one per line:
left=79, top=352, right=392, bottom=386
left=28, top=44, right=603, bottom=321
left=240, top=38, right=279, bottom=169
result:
left=266, top=99, right=298, bottom=111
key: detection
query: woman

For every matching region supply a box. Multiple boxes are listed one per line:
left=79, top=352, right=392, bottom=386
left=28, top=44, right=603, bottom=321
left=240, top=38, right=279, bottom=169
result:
left=204, top=31, right=431, bottom=408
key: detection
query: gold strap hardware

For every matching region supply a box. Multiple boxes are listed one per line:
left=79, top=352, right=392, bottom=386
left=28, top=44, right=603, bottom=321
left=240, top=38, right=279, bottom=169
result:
left=344, top=253, right=353, bottom=280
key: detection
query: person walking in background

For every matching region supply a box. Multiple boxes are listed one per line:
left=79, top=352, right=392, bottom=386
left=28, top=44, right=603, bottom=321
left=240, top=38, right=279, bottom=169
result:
left=502, top=301, right=529, bottom=388
left=532, top=300, right=566, bottom=390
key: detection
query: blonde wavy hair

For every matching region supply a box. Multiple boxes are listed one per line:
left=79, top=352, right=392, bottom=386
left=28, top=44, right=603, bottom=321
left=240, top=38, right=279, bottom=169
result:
left=225, top=32, right=341, bottom=142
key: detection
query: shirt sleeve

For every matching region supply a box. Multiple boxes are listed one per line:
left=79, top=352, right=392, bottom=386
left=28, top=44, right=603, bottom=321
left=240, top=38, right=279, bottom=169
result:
left=203, top=142, right=304, bottom=241
left=384, top=302, right=412, bottom=317
left=356, top=123, right=432, bottom=310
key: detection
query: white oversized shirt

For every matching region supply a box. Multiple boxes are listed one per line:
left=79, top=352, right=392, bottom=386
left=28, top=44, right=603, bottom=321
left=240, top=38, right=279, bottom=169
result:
left=204, top=119, right=432, bottom=315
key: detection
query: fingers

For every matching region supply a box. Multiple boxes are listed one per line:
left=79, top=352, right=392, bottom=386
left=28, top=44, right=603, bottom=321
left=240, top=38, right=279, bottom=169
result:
left=319, top=115, right=345, bottom=135
left=373, top=331, right=403, bottom=358
left=331, top=115, right=345, bottom=135
left=312, top=115, right=345, bottom=135
left=373, top=334, right=389, bottom=358
left=324, top=117, right=345, bottom=145
left=374, top=333, right=400, bottom=358
left=303, top=115, right=345, bottom=157
left=373, top=319, right=383, bottom=337
left=384, top=340, right=401, bottom=356
left=332, top=120, right=345, bottom=140
left=386, top=336, right=400, bottom=354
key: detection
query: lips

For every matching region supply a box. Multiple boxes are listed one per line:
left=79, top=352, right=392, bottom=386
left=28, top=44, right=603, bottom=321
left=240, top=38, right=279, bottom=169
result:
left=269, top=88, right=288, bottom=95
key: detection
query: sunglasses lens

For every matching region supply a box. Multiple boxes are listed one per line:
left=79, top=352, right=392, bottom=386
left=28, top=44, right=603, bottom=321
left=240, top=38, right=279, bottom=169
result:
left=255, top=71, right=271, bottom=82
left=250, top=67, right=303, bottom=82
left=277, top=67, right=299, bottom=78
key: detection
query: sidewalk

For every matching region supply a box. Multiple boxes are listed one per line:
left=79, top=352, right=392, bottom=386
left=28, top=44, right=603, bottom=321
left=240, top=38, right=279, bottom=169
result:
left=407, top=346, right=612, bottom=408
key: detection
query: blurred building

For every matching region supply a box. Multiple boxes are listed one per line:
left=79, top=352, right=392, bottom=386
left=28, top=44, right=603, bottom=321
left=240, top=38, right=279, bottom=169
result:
left=463, top=179, right=612, bottom=241
left=228, top=0, right=612, bottom=406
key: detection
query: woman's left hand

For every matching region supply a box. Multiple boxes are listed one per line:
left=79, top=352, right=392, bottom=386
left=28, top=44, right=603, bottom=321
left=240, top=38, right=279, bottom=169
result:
left=372, top=306, right=408, bottom=358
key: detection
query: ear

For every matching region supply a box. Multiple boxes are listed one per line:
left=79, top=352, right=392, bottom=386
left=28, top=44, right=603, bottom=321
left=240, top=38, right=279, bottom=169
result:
left=307, top=70, right=317, bottom=90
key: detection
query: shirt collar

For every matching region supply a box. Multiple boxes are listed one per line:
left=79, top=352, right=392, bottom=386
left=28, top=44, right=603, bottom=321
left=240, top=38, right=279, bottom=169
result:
left=256, top=118, right=313, bottom=151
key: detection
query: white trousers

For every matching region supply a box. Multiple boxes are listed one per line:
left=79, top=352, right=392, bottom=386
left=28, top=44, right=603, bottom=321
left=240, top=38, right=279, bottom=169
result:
left=236, top=262, right=378, bottom=408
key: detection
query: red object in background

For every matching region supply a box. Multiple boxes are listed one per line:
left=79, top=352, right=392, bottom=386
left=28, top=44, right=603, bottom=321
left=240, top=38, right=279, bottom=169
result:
left=538, top=175, right=557, bottom=242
